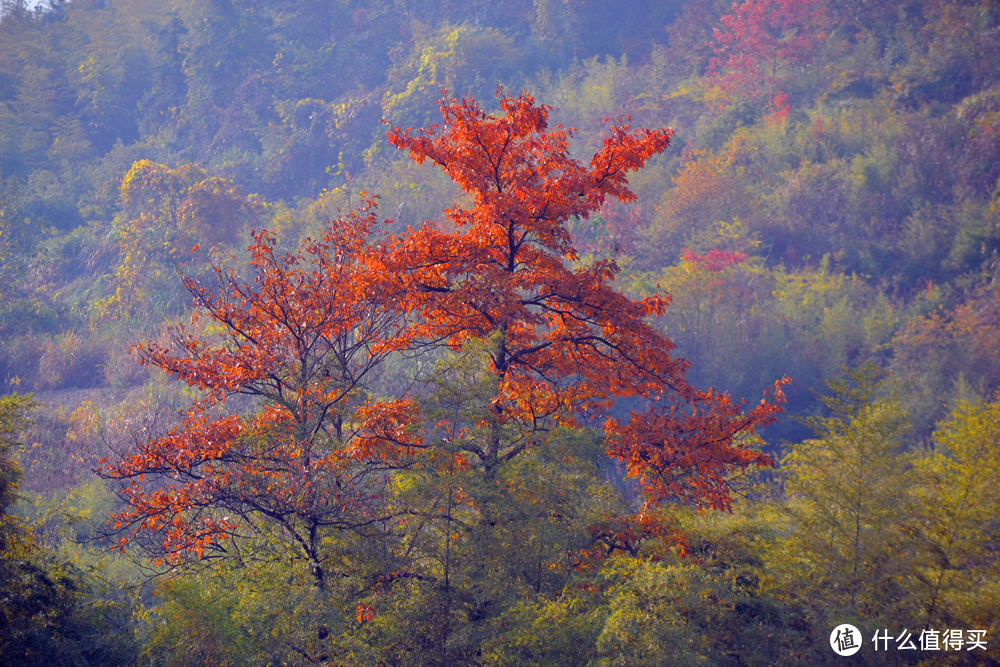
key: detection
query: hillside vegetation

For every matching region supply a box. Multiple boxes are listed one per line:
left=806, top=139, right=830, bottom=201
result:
left=1, top=0, right=998, bottom=663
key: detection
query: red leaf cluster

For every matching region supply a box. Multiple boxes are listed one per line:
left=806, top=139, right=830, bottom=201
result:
left=708, top=0, right=827, bottom=104
left=681, top=248, right=748, bottom=272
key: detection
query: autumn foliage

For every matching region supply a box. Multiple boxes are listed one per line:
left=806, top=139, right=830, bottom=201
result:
left=104, top=204, right=416, bottom=575
left=708, top=0, right=826, bottom=105
left=381, top=93, right=786, bottom=507
left=105, top=92, right=787, bottom=574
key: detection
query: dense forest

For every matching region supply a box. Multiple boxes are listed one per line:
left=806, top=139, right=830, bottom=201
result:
left=1, top=0, right=999, bottom=663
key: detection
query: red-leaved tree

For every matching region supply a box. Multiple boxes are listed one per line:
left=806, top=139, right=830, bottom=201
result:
left=708, top=0, right=827, bottom=106
left=379, top=92, right=787, bottom=519
left=105, top=92, right=787, bottom=584
left=103, top=203, right=418, bottom=587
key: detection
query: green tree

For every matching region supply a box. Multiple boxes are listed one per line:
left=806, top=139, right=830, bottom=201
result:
left=177, top=0, right=275, bottom=153
left=763, top=366, right=916, bottom=634
left=360, top=341, right=624, bottom=663
left=382, top=23, right=527, bottom=128
left=98, top=158, right=258, bottom=322
left=595, top=507, right=812, bottom=664
left=0, top=393, right=139, bottom=665
left=907, top=397, right=1000, bottom=636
